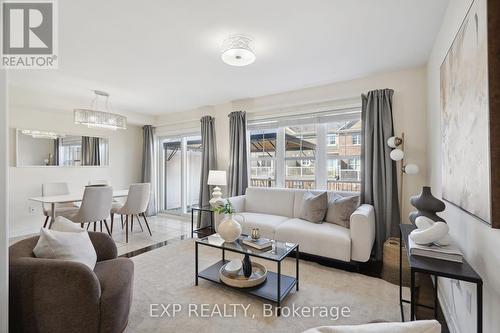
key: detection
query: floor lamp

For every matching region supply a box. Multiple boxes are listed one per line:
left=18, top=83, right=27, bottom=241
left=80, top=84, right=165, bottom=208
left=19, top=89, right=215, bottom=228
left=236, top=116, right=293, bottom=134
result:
left=387, top=133, right=419, bottom=223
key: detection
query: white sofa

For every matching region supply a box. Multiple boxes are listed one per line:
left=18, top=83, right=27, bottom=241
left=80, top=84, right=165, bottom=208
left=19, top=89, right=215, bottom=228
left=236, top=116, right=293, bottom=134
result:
left=224, top=187, right=375, bottom=263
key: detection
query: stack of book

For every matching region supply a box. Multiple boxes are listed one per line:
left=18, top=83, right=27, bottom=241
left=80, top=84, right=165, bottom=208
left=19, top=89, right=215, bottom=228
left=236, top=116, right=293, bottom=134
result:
left=242, top=237, right=272, bottom=250
left=408, top=237, right=463, bottom=263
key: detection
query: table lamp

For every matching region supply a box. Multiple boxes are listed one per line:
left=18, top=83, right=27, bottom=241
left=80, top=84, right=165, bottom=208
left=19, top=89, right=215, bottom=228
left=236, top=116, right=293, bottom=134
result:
left=208, top=170, right=227, bottom=207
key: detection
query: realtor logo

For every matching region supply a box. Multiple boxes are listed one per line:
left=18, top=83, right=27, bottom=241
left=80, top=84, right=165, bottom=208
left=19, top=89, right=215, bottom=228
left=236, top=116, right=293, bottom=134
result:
left=1, top=0, right=58, bottom=68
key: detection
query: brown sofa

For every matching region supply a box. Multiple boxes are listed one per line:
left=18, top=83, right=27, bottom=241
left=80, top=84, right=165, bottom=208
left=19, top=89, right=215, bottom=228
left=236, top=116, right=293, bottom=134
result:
left=9, top=232, right=134, bottom=333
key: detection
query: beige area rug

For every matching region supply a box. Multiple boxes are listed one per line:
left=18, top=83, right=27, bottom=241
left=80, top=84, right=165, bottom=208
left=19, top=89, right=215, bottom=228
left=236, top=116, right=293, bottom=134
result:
left=126, top=239, right=407, bottom=333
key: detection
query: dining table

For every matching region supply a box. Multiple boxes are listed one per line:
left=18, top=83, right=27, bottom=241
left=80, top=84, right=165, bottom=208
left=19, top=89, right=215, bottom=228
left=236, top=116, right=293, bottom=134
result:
left=29, top=189, right=129, bottom=228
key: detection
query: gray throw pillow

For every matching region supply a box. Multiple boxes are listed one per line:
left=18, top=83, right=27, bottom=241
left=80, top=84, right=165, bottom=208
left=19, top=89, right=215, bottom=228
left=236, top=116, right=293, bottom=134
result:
left=325, top=194, right=360, bottom=228
left=300, top=191, right=328, bottom=223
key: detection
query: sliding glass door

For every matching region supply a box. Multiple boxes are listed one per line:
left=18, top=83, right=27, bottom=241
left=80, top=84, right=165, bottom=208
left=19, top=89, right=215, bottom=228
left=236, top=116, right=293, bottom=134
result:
left=160, top=135, right=202, bottom=215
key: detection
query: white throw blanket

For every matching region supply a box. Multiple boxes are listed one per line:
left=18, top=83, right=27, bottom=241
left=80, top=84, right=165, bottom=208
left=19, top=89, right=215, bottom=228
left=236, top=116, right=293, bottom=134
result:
left=302, top=320, right=440, bottom=333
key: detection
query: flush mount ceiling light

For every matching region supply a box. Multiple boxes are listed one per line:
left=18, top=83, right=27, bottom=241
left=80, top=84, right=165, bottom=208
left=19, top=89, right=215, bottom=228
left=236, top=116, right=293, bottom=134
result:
left=74, top=90, right=127, bottom=130
left=221, top=35, right=256, bottom=67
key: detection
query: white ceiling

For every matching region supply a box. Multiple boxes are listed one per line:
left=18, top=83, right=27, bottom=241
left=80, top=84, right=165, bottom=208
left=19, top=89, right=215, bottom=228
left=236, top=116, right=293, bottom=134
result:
left=9, top=0, right=449, bottom=116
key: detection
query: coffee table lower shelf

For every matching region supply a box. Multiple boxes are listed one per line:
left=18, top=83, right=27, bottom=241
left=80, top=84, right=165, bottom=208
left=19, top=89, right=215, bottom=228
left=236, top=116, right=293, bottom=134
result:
left=198, top=260, right=297, bottom=304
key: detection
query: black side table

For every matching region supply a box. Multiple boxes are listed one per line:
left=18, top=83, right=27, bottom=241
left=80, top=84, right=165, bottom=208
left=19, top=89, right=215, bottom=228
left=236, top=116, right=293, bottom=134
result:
left=191, top=204, right=215, bottom=238
left=399, top=224, right=483, bottom=332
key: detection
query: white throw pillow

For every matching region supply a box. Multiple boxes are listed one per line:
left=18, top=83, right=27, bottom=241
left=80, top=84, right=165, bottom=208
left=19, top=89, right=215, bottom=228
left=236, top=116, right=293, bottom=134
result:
left=33, top=227, right=97, bottom=270
left=51, top=216, right=84, bottom=232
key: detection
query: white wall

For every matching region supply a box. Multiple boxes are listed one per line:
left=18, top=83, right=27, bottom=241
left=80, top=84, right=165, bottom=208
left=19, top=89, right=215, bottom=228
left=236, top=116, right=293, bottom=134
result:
left=156, top=67, right=428, bottom=219
left=0, top=70, right=9, bottom=333
left=8, top=107, right=143, bottom=237
left=427, top=0, right=500, bottom=332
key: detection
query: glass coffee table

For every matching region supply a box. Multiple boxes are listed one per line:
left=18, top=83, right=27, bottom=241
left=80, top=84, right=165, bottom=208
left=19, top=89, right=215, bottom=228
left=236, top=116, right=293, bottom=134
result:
left=195, top=234, right=299, bottom=316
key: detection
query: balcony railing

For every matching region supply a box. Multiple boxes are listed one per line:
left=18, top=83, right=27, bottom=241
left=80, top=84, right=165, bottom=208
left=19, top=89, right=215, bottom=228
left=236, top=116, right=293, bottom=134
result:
left=250, top=178, right=361, bottom=192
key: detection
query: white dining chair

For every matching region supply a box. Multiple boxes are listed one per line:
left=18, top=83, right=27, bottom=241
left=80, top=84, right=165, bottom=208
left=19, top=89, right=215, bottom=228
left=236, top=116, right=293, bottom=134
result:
left=88, top=180, right=110, bottom=186
left=41, top=182, right=79, bottom=228
left=111, top=183, right=151, bottom=243
left=64, top=185, right=114, bottom=235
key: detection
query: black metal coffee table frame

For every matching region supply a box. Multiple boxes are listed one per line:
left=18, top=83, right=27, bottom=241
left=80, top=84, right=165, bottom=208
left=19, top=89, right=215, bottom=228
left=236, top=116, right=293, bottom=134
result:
left=195, top=236, right=299, bottom=316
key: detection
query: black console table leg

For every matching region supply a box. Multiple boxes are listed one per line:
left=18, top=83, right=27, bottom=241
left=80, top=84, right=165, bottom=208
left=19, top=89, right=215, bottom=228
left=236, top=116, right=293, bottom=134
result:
left=277, top=261, right=281, bottom=317
left=195, top=242, right=198, bottom=286
left=296, top=245, right=299, bottom=291
left=191, top=208, right=194, bottom=238
left=410, top=269, right=416, bottom=321
left=434, top=276, right=438, bottom=319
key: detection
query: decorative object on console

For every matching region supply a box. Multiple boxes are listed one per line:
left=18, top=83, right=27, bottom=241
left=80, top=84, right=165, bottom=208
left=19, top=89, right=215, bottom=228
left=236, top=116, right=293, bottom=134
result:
left=409, top=186, right=445, bottom=224
left=221, top=35, right=256, bottom=67
left=242, top=254, right=252, bottom=278
left=410, top=216, right=450, bottom=246
left=74, top=90, right=127, bottom=130
left=408, top=236, right=463, bottom=263
left=214, top=200, right=243, bottom=242
left=208, top=170, right=227, bottom=207
left=441, top=0, right=500, bottom=228
left=387, top=132, right=419, bottom=223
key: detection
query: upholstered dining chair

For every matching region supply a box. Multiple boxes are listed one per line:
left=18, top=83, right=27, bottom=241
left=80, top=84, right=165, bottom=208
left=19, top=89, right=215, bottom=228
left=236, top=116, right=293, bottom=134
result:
left=41, top=182, right=79, bottom=228
left=9, top=232, right=134, bottom=333
left=65, top=186, right=114, bottom=236
left=111, top=183, right=152, bottom=243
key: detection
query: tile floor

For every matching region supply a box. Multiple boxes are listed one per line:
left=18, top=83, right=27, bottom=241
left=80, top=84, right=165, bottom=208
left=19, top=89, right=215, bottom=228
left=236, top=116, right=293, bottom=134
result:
left=9, top=214, right=193, bottom=256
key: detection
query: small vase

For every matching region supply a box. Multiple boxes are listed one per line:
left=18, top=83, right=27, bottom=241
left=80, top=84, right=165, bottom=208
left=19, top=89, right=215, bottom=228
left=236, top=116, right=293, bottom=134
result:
left=242, top=254, right=252, bottom=278
left=217, top=213, right=242, bottom=243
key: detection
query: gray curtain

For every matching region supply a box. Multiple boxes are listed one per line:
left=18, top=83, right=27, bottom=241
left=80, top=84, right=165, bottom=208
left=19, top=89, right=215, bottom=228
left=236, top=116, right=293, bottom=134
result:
left=142, top=125, right=157, bottom=216
left=81, top=136, right=100, bottom=166
left=360, top=89, right=400, bottom=261
left=198, top=116, right=217, bottom=228
left=52, top=138, right=60, bottom=166
left=228, top=111, right=248, bottom=196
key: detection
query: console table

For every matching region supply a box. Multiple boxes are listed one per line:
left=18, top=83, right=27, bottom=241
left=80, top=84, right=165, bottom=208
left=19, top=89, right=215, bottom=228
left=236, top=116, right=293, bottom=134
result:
left=399, top=224, right=483, bottom=332
left=191, top=204, right=215, bottom=238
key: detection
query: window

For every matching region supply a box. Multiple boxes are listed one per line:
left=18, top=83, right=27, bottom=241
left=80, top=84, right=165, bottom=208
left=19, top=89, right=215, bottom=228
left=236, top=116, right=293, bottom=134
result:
left=352, top=133, right=361, bottom=145
left=248, top=109, right=362, bottom=192
left=249, top=129, right=277, bottom=187
left=327, top=134, right=337, bottom=145
left=160, top=135, right=202, bottom=215
left=285, top=124, right=316, bottom=189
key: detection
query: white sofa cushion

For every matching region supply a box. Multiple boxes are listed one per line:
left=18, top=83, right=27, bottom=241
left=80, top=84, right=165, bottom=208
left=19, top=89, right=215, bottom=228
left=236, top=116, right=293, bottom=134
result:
left=233, top=212, right=289, bottom=239
left=33, top=227, right=97, bottom=270
left=275, top=218, right=351, bottom=261
left=245, top=187, right=295, bottom=217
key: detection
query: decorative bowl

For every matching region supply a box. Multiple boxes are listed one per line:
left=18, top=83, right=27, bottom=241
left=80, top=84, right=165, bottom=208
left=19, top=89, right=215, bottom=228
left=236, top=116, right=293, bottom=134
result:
left=223, top=260, right=242, bottom=276
left=219, top=262, right=267, bottom=288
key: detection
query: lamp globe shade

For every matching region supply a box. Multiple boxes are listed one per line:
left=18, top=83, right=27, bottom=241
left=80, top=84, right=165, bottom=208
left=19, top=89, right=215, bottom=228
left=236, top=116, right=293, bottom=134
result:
left=387, top=136, right=397, bottom=148
left=390, top=149, right=404, bottom=161
left=404, top=164, right=419, bottom=175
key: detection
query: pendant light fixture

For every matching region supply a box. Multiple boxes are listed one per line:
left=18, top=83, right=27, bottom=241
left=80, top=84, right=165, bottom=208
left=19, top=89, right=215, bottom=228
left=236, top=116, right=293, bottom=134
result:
left=74, top=90, right=127, bottom=130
